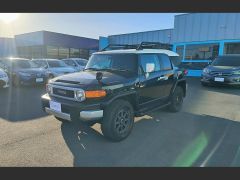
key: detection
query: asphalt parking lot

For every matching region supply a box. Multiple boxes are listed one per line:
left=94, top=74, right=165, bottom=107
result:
left=0, top=78, right=240, bottom=167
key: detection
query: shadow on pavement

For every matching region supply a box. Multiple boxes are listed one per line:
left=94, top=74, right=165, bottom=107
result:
left=61, top=111, right=240, bottom=167
left=0, top=85, right=48, bottom=122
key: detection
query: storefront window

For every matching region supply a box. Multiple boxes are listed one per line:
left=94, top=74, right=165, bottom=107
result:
left=79, top=49, right=89, bottom=59
left=176, top=46, right=184, bottom=61
left=47, top=46, right=58, bottom=59
left=70, top=48, right=80, bottom=58
left=17, top=46, right=32, bottom=59
left=59, top=47, right=69, bottom=59
left=224, top=42, right=240, bottom=54
left=185, top=44, right=219, bottom=60
left=32, top=46, right=43, bottom=58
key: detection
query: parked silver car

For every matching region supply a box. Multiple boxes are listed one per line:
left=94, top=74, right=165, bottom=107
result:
left=62, top=58, right=88, bottom=71
left=32, top=59, right=77, bottom=79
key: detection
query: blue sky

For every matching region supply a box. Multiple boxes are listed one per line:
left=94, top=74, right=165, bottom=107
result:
left=0, top=13, right=184, bottom=39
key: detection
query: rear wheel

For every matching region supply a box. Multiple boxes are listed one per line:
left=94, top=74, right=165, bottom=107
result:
left=101, top=99, right=134, bottom=142
left=168, top=86, right=184, bottom=112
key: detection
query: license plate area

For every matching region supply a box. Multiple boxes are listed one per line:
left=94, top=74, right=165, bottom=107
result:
left=214, top=77, right=224, bottom=82
left=49, top=100, right=62, bottom=112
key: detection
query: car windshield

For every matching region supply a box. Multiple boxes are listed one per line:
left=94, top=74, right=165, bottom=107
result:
left=12, top=60, right=39, bottom=69
left=48, top=60, right=67, bottom=68
left=212, top=56, right=240, bottom=66
left=85, top=54, right=138, bottom=73
left=76, top=59, right=87, bottom=66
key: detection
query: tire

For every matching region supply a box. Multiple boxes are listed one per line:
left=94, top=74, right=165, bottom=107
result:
left=101, top=99, right=134, bottom=142
left=168, top=86, right=184, bottom=112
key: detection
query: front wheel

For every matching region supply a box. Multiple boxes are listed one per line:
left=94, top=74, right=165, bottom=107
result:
left=168, top=86, right=184, bottom=112
left=101, top=99, right=134, bottom=142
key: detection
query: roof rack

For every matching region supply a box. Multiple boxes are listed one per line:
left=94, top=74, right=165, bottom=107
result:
left=101, top=44, right=138, bottom=51
left=136, top=42, right=172, bottom=50
left=101, top=42, right=173, bottom=51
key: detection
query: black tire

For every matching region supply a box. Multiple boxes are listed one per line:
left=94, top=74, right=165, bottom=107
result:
left=101, top=99, right=134, bottom=142
left=168, top=86, right=184, bottom=112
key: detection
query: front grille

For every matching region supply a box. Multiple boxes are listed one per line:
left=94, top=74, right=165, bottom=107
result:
left=53, top=87, right=75, bottom=98
left=210, top=71, right=232, bottom=77
left=56, top=79, right=80, bottom=85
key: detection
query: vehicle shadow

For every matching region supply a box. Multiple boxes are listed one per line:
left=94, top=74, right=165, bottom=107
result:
left=61, top=111, right=240, bottom=167
left=0, top=85, right=48, bottom=122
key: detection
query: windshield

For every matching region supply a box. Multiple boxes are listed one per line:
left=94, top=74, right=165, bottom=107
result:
left=76, top=59, right=87, bottom=66
left=85, top=54, right=138, bottom=73
left=212, top=56, right=240, bottom=66
left=48, top=60, right=67, bottom=68
left=12, top=60, right=40, bottom=69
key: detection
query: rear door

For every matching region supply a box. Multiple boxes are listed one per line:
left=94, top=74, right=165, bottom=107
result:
left=158, top=54, right=175, bottom=97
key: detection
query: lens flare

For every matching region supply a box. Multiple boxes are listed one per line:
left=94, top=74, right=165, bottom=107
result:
left=0, top=13, right=19, bottom=24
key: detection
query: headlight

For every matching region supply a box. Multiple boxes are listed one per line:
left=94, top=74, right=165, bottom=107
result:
left=233, top=71, right=240, bottom=75
left=203, top=68, right=210, bottom=74
left=75, top=89, right=85, bottom=101
left=19, top=72, right=31, bottom=77
left=46, top=84, right=53, bottom=94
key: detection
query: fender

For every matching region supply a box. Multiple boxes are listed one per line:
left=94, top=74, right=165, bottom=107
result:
left=170, top=78, right=187, bottom=97
left=101, top=90, right=137, bottom=108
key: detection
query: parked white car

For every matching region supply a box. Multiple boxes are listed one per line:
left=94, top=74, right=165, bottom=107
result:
left=0, top=68, right=9, bottom=88
left=62, top=58, right=88, bottom=71
left=32, top=59, right=77, bottom=79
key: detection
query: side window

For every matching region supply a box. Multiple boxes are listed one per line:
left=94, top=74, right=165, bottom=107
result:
left=139, top=54, right=161, bottom=74
left=158, top=54, right=172, bottom=70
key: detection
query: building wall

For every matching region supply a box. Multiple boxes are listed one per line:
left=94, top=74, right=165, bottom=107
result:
left=173, top=13, right=240, bottom=43
left=15, top=31, right=44, bottom=47
left=0, top=38, right=17, bottom=57
left=108, top=29, right=174, bottom=45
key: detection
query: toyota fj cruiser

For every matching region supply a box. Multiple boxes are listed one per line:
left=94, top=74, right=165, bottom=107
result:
left=41, top=42, right=187, bottom=141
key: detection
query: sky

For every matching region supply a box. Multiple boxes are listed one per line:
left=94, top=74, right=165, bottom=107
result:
left=0, top=13, right=184, bottom=39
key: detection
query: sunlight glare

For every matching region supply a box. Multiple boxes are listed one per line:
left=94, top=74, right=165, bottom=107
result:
left=0, top=13, right=19, bottom=24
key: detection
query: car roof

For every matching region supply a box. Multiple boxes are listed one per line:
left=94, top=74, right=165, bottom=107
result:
left=62, top=58, right=88, bottom=61
left=1, top=57, right=30, bottom=61
left=94, top=49, right=179, bottom=57
left=32, top=59, right=60, bottom=61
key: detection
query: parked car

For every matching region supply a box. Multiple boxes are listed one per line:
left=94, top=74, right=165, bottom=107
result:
left=0, top=68, right=9, bottom=88
left=201, top=55, right=240, bottom=86
left=31, top=59, right=77, bottom=79
left=41, top=43, right=187, bottom=142
left=0, top=58, right=48, bottom=87
left=62, top=58, right=88, bottom=71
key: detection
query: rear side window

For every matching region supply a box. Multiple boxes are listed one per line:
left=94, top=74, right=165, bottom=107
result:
left=158, top=54, right=172, bottom=70
left=63, top=60, right=77, bottom=66
left=139, top=54, right=161, bottom=73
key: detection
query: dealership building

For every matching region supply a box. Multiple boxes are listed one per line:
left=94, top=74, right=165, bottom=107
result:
left=0, top=30, right=99, bottom=59
left=100, top=13, right=240, bottom=76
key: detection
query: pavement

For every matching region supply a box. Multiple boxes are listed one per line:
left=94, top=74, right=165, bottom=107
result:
left=0, top=78, right=240, bottom=167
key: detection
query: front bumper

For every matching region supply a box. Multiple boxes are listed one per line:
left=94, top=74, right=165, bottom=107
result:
left=201, top=74, right=240, bottom=85
left=41, top=94, right=103, bottom=122
left=19, top=76, right=48, bottom=85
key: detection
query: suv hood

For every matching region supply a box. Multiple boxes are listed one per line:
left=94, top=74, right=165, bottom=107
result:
left=208, top=65, right=240, bottom=72
left=51, top=70, right=137, bottom=89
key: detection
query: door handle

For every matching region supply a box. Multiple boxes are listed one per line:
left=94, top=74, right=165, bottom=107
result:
left=158, top=75, right=168, bottom=81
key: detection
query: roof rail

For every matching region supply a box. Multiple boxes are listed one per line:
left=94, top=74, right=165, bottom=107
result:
left=136, top=42, right=172, bottom=50
left=101, top=44, right=138, bottom=51
left=101, top=42, right=173, bottom=51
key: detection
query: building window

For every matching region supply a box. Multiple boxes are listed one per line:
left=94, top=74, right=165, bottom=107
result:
left=59, top=47, right=69, bottom=59
left=32, top=46, right=43, bottom=58
left=70, top=48, right=80, bottom=58
left=176, top=45, right=184, bottom=60
left=224, top=42, right=240, bottom=54
left=185, top=44, right=219, bottom=60
left=79, top=49, right=89, bottom=59
left=47, top=46, right=58, bottom=59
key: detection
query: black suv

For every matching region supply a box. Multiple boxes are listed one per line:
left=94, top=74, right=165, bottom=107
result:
left=41, top=43, right=187, bottom=141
